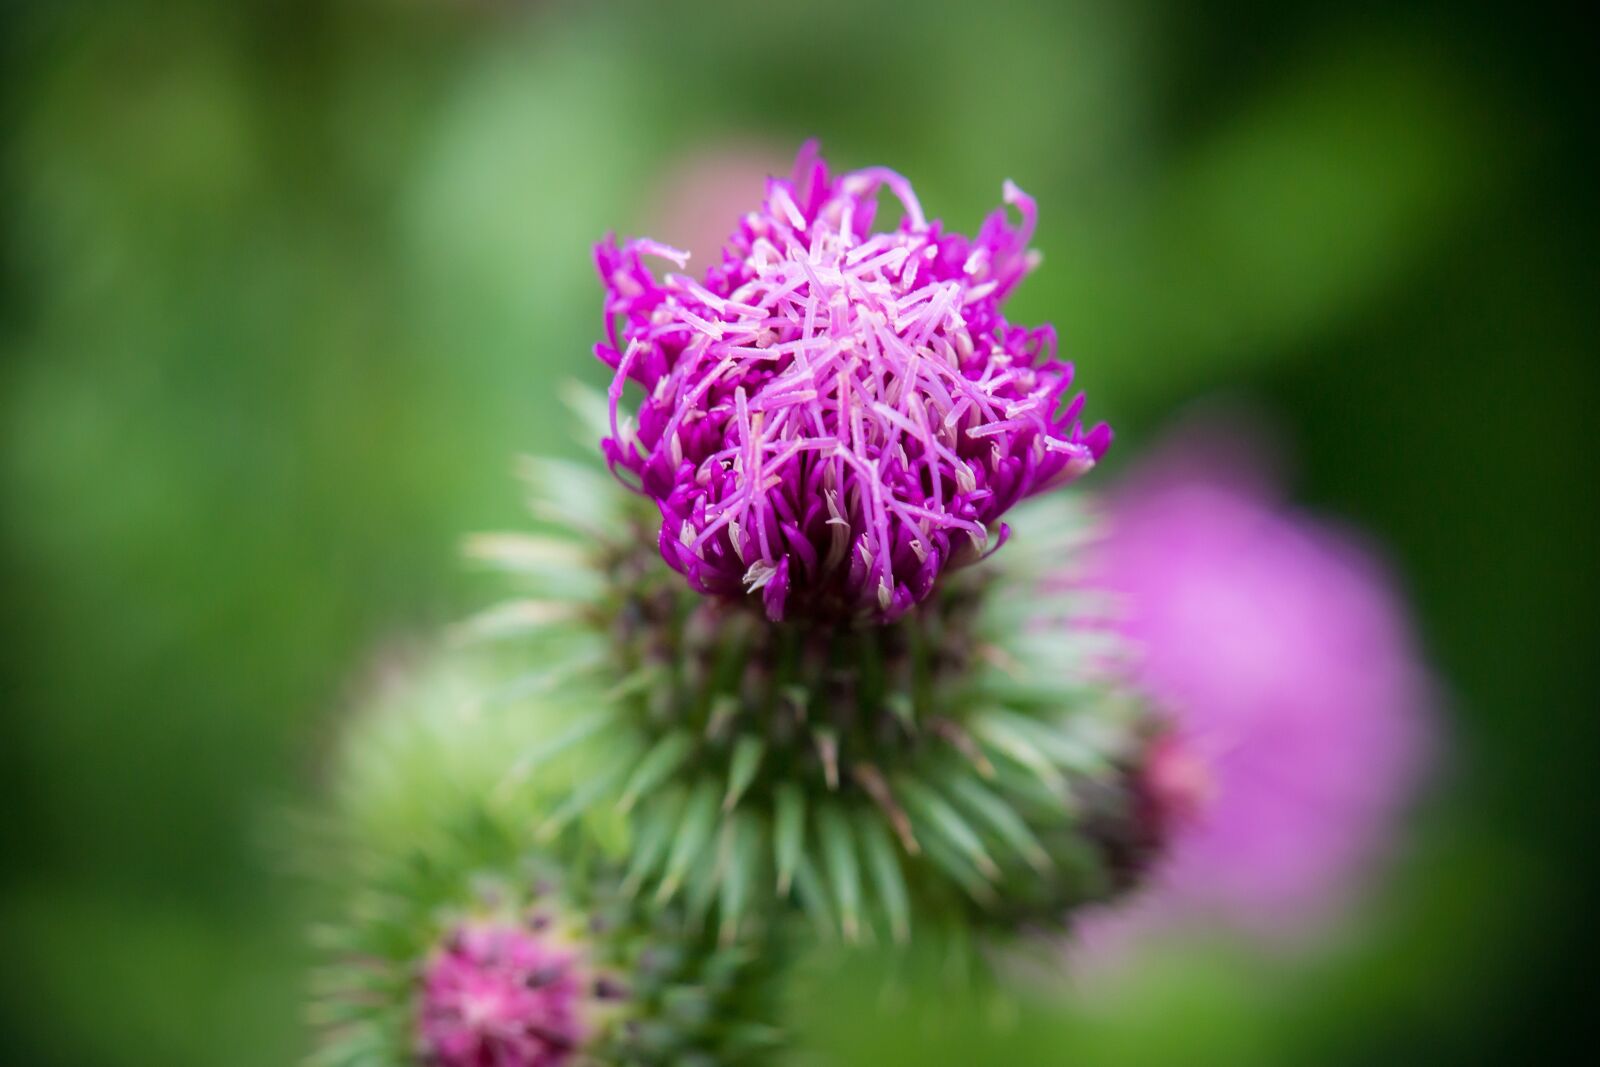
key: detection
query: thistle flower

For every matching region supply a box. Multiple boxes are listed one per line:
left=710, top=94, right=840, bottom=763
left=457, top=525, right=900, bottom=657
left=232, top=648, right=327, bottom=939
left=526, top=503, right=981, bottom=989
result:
left=596, top=142, right=1110, bottom=622
left=1075, top=419, right=1435, bottom=955
left=417, top=919, right=586, bottom=1067
left=460, top=394, right=1156, bottom=950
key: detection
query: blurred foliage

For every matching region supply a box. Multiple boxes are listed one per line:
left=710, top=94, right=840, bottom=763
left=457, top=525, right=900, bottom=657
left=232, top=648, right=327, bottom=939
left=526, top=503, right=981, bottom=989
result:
left=1, top=1, right=1593, bottom=1065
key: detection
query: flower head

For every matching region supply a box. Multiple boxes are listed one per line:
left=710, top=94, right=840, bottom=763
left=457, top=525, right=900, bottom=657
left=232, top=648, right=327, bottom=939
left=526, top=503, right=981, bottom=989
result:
left=596, top=142, right=1109, bottom=622
left=1080, top=419, right=1434, bottom=951
left=418, top=919, right=586, bottom=1067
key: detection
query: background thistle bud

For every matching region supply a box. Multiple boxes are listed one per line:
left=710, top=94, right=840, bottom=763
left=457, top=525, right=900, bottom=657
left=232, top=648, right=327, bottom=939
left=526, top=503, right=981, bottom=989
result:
left=302, top=650, right=784, bottom=1066
left=417, top=918, right=586, bottom=1067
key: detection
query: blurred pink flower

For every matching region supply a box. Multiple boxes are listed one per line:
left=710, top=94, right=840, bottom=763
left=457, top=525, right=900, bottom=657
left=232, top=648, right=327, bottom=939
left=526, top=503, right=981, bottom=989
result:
left=641, top=142, right=792, bottom=271
left=1077, top=417, right=1435, bottom=958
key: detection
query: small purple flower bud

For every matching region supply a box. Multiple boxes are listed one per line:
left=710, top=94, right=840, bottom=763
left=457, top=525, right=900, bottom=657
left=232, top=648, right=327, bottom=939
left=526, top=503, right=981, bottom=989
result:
left=417, top=920, right=586, bottom=1067
left=595, top=142, right=1109, bottom=623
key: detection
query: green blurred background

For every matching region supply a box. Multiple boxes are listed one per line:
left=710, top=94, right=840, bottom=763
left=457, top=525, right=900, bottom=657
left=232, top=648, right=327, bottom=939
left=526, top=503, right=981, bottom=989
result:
left=1, top=1, right=1593, bottom=1063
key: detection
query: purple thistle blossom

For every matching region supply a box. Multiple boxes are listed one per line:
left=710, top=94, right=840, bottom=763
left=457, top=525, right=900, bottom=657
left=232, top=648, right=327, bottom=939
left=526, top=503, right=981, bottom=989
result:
left=417, top=920, right=586, bottom=1067
left=595, top=142, right=1110, bottom=623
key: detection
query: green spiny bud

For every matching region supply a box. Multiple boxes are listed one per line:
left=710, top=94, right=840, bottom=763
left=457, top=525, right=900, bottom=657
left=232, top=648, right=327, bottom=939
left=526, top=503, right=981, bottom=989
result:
left=302, top=650, right=784, bottom=1066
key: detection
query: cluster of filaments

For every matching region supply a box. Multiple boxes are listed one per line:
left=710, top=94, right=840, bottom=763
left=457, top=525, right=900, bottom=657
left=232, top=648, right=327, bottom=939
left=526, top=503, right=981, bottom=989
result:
left=597, top=145, right=1109, bottom=622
